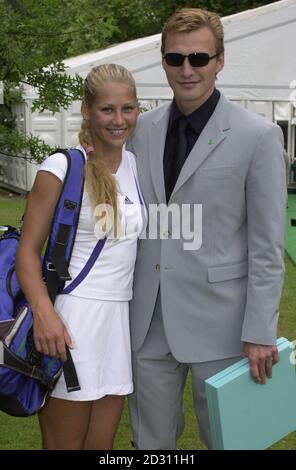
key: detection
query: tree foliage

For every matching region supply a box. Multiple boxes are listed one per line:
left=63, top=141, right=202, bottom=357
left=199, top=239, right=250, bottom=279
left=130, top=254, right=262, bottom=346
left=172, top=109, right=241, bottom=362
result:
left=100, top=0, right=277, bottom=42
left=0, top=0, right=276, bottom=163
left=0, top=0, right=118, bottom=160
left=0, top=0, right=117, bottom=111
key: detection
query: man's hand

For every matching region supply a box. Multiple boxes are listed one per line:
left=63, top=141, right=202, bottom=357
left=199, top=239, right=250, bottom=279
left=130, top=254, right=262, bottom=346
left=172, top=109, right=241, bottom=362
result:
left=243, top=342, right=279, bottom=384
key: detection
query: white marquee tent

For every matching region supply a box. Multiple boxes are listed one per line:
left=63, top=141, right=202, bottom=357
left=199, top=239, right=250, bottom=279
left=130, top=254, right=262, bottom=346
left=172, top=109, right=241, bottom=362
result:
left=1, top=0, right=296, bottom=192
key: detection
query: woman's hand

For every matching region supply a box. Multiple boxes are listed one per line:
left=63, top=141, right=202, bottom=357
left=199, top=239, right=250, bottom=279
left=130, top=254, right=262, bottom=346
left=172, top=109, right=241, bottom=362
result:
left=33, top=301, right=73, bottom=362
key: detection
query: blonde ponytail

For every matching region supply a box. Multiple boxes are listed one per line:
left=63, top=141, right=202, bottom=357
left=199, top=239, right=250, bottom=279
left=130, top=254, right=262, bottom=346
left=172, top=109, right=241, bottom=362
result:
left=79, top=119, right=119, bottom=236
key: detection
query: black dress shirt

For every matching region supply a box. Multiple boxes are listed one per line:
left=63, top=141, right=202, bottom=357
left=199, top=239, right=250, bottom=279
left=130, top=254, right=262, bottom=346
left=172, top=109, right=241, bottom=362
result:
left=163, top=88, right=220, bottom=201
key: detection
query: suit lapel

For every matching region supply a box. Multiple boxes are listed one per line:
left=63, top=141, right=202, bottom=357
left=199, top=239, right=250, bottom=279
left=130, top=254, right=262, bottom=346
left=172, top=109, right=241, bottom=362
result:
left=171, top=95, right=231, bottom=200
left=149, top=104, right=171, bottom=204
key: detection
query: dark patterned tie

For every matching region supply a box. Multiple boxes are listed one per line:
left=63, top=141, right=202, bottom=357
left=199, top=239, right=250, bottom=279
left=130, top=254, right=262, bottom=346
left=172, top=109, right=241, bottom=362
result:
left=167, top=116, right=188, bottom=200
left=176, top=116, right=189, bottom=174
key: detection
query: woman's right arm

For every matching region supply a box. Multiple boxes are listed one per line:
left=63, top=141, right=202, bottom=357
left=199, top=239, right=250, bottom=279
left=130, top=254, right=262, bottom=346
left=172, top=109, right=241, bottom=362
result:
left=15, top=170, right=72, bottom=361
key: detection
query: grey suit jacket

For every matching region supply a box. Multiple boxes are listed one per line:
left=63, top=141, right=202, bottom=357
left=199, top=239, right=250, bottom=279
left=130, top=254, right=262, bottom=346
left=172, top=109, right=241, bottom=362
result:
left=128, top=93, right=286, bottom=362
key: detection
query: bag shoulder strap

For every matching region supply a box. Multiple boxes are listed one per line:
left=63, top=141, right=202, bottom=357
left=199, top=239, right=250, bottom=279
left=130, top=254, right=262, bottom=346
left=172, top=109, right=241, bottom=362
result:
left=42, top=148, right=85, bottom=392
left=43, top=148, right=85, bottom=291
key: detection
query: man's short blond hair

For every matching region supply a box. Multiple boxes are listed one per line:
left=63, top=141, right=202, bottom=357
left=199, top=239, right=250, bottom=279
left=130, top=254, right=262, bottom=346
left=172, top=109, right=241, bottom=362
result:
left=161, top=8, right=224, bottom=56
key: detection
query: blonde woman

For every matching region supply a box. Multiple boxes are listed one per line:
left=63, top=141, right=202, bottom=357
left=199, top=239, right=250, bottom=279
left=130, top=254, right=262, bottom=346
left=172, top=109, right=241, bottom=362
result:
left=16, top=64, right=145, bottom=450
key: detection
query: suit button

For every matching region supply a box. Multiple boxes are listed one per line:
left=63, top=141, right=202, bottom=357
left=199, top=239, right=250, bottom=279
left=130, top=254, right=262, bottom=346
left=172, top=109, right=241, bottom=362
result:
left=155, top=264, right=160, bottom=271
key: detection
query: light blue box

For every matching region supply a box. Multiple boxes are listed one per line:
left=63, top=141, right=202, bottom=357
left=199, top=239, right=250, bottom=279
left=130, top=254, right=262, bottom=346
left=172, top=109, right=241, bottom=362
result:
left=205, top=337, right=296, bottom=449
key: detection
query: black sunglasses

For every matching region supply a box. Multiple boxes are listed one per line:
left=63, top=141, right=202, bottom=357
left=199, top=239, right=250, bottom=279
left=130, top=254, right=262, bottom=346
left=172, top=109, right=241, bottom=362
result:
left=163, top=52, right=220, bottom=68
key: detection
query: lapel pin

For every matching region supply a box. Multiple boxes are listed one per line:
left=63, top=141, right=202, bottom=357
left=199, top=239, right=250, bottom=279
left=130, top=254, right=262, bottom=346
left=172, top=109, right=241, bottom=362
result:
left=208, top=138, right=214, bottom=145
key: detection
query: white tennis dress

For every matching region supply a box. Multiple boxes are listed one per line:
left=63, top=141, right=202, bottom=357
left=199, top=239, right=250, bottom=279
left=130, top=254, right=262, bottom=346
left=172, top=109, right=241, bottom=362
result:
left=38, top=145, right=146, bottom=400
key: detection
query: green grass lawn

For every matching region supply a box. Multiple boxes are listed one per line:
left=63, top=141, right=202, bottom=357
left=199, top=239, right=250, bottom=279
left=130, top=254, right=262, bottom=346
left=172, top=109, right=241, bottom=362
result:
left=285, top=193, right=296, bottom=264
left=0, top=192, right=295, bottom=450
left=0, top=191, right=26, bottom=228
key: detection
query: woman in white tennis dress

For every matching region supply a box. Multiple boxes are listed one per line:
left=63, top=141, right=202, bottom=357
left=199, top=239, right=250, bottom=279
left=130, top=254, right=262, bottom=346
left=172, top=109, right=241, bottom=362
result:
left=16, top=64, right=145, bottom=450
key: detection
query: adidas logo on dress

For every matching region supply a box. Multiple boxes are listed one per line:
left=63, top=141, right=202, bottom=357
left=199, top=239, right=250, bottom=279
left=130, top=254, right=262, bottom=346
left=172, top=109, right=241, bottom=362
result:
left=124, top=196, right=134, bottom=204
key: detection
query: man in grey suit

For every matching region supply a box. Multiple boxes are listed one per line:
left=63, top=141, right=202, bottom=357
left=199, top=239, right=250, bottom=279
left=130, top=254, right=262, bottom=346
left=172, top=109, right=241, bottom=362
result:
left=127, top=8, right=286, bottom=449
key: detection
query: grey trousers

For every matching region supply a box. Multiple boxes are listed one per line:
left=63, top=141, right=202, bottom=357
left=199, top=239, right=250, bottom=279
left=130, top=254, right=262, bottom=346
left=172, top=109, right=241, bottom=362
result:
left=128, top=293, right=241, bottom=450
